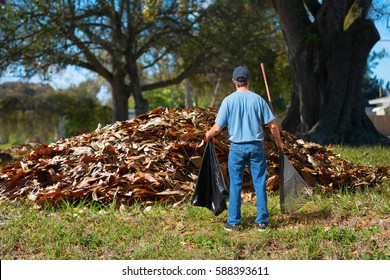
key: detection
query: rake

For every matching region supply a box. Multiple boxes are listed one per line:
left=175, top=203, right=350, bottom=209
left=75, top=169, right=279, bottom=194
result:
left=260, top=63, right=312, bottom=214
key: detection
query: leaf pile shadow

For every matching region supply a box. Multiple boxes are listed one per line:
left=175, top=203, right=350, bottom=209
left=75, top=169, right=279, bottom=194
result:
left=0, top=107, right=388, bottom=207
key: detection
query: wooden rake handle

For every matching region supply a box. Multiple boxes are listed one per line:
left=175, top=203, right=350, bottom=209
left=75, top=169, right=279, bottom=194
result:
left=260, top=62, right=274, bottom=113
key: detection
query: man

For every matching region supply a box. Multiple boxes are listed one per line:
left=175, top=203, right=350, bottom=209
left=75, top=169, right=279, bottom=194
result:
left=205, top=66, right=284, bottom=232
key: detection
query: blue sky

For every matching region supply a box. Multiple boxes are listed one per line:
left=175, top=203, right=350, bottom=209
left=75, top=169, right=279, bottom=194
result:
left=371, top=17, right=390, bottom=85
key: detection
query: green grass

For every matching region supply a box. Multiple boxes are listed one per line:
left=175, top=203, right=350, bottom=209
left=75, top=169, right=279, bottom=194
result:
left=0, top=143, right=13, bottom=150
left=332, top=145, right=390, bottom=167
left=0, top=146, right=389, bottom=260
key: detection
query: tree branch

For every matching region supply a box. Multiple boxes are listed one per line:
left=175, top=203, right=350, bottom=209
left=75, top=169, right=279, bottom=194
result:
left=78, top=23, right=115, bottom=53
left=141, top=56, right=204, bottom=92
left=141, top=49, right=171, bottom=70
left=67, top=30, right=113, bottom=82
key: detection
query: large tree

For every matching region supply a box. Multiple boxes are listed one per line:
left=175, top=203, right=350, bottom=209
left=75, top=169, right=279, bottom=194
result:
left=267, top=0, right=390, bottom=145
left=0, top=0, right=206, bottom=121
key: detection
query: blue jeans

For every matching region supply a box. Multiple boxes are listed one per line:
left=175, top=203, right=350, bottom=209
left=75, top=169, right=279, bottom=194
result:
left=227, top=142, right=268, bottom=225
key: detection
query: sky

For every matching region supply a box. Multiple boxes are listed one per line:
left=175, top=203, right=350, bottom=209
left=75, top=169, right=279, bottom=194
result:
left=371, top=17, right=390, bottom=86
left=1, top=13, right=389, bottom=95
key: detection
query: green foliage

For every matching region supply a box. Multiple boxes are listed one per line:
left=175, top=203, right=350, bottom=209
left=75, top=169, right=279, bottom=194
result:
left=57, top=81, right=112, bottom=137
left=0, top=81, right=111, bottom=144
left=143, top=86, right=185, bottom=109
left=59, top=94, right=112, bottom=137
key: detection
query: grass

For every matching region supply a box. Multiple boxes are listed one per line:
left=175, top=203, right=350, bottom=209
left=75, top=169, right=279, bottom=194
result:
left=332, top=145, right=390, bottom=167
left=0, top=143, right=13, bottom=150
left=0, top=146, right=389, bottom=260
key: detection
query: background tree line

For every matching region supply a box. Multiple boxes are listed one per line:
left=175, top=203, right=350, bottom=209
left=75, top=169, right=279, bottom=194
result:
left=0, top=81, right=111, bottom=144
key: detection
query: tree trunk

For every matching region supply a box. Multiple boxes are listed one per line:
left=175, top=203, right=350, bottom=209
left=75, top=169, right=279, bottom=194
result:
left=132, top=82, right=149, bottom=117
left=209, top=76, right=221, bottom=108
left=111, top=79, right=131, bottom=121
left=185, top=79, right=192, bottom=108
left=57, top=116, right=64, bottom=140
left=129, top=61, right=149, bottom=117
left=110, top=61, right=149, bottom=121
left=270, top=0, right=390, bottom=146
left=0, top=114, right=10, bottom=144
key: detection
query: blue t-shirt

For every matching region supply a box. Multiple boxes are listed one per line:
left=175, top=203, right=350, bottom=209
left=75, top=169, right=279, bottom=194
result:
left=215, top=91, right=275, bottom=143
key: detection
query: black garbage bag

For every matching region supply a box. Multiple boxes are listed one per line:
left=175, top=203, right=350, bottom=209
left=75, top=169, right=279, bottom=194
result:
left=279, top=151, right=312, bottom=214
left=191, top=140, right=229, bottom=216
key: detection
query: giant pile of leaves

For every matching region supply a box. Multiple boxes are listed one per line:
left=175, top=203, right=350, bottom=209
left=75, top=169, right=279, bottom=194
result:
left=0, top=107, right=388, bottom=207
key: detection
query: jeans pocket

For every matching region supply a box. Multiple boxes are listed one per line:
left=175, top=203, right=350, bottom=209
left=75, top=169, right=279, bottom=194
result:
left=229, top=145, right=243, bottom=164
left=250, top=146, right=265, bottom=163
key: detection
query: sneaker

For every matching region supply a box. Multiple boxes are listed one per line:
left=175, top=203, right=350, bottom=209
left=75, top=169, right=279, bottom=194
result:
left=257, top=222, right=269, bottom=232
left=224, top=223, right=239, bottom=232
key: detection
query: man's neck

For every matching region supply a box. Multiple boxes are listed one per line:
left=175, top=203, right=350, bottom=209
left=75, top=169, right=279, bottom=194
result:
left=236, top=86, right=250, bottom=92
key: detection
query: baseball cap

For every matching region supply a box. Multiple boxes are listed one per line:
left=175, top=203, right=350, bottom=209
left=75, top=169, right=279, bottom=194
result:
left=232, top=66, right=250, bottom=82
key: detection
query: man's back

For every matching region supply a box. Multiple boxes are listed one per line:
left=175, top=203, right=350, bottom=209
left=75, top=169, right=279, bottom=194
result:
left=215, top=91, right=274, bottom=143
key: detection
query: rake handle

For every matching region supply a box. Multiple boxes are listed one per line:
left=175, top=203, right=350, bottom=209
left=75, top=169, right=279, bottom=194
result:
left=260, top=63, right=274, bottom=113
left=261, top=62, right=282, bottom=152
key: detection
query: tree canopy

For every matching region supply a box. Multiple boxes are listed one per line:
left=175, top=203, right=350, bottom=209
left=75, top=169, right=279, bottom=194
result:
left=0, top=0, right=208, bottom=120
left=1, top=0, right=290, bottom=119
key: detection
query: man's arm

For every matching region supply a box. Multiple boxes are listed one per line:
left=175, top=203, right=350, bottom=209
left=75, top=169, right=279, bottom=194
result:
left=205, top=123, right=222, bottom=141
left=267, top=120, right=284, bottom=151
